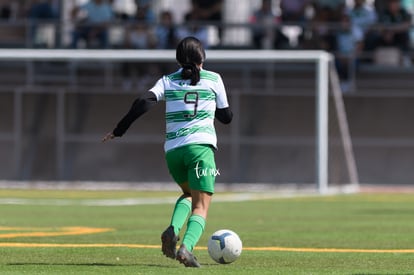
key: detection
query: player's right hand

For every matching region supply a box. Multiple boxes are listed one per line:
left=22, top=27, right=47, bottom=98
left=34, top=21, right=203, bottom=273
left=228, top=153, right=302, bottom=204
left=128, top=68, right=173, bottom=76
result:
left=102, top=132, right=115, bottom=143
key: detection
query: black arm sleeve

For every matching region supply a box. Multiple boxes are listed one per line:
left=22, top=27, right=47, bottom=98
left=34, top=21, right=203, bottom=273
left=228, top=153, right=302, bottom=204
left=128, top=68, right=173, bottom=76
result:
left=112, top=91, right=158, bottom=137
left=215, top=107, right=233, bottom=124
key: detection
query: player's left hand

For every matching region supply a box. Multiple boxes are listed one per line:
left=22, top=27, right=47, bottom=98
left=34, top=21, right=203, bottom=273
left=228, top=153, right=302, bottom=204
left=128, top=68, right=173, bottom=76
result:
left=102, top=132, right=115, bottom=143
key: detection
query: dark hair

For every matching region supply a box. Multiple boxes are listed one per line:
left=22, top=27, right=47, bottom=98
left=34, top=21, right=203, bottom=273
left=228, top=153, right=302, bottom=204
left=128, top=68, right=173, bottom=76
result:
left=176, top=36, right=206, bottom=85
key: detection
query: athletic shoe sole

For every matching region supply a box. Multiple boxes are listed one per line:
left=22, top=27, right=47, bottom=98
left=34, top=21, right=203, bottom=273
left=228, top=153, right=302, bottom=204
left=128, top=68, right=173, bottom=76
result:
left=161, top=225, right=179, bottom=259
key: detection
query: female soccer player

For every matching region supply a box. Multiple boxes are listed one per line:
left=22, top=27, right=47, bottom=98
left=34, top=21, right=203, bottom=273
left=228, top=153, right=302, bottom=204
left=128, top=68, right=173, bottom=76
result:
left=102, top=36, right=233, bottom=267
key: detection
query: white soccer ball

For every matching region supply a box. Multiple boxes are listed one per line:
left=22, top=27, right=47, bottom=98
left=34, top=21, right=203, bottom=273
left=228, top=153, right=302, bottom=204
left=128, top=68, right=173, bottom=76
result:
left=207, top=229, right=242, bottom=264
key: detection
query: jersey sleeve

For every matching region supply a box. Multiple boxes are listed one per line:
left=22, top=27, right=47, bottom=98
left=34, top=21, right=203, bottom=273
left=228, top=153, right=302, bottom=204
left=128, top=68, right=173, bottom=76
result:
left=149, top=77, right=166, bottom=101
left=214, top=74, right=229, bottom=109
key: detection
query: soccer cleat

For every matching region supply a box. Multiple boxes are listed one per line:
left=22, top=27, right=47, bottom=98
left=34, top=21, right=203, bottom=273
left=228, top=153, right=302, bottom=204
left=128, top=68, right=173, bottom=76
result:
left=161, top=225, right=179, bottom=259
left=176, top=244, right=201, bottom=268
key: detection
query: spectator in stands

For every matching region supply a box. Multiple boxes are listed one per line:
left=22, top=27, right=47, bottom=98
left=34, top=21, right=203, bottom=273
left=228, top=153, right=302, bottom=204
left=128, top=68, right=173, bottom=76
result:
left=0, top=0, right=12, bottom=19
left=26, top=0, right=58, bottom=47
left=0, top=0, right=25, bottom=47
left=112, top=0, right=137, bottom=21
left=121, top=5, right=157, bottom=90
left=190, top=0, right=223, bottom=44
left=124, top=14, right=156, bottom=50
left=177, top=11, right=209, bottom=49
left=334, top=12, right=364, bottom=91
left=309, top=0, right=346, bottom=48
left=376, top=0, right=412, bottom=53
left=363, top=0, right=412, bottom=66
left=280, top=0, right=313, bottom=48
left=134, top=0, right=156, bottom=25
left=347, top=0, right=377, bottom=35
left=374, top=0, right=388, bottom=15
left=249, top=0, right=289, bottom=49
left=27, top=0, right=57, bottom=19
left=302, top=4, right=338, bottom=51
left=155, top=10, right=178, bottom=49
left=154, top=10, right=178, bottom=77
left=280, top=0, right=312, bottom=22
left=70, top=0, right=114, bottom=49
left=314, top=0, right=345, bottom=16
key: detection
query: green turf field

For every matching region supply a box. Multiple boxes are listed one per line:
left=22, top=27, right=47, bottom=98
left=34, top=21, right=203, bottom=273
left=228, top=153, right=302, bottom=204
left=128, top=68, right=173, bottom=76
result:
left=0, top=189, right=413, bottom=274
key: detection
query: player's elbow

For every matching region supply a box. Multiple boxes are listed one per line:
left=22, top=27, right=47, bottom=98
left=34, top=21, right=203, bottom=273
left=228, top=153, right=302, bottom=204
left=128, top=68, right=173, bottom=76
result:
left=220, top=113, right=233, bottom=124
left=215, top=108, right=233, bottom=124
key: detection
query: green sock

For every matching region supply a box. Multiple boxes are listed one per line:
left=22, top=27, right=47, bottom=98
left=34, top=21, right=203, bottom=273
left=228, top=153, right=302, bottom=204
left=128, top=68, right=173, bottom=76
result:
left=182, top=214, right=206, bottom=252
left=170, top=197, right=191, bottom=236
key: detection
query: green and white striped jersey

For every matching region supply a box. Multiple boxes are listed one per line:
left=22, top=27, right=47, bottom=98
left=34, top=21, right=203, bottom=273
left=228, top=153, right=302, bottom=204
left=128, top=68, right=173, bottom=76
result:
left=150, top=68, right=229, bottom=152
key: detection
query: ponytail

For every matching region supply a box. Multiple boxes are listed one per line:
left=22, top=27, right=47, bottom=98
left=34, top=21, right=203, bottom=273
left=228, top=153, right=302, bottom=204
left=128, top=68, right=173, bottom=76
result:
left=181, top=63, right=200, bottom=86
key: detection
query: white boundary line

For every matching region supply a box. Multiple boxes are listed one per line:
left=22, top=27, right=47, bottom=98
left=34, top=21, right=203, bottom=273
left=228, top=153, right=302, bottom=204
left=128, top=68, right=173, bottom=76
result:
left=0, top=180, right=358, bottom=193
left=0, top=192, right=317, bottom=207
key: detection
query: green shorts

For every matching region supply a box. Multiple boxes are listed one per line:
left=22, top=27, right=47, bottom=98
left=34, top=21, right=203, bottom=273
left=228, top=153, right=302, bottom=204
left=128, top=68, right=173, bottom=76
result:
left=165, top=144, right=217, bottom=194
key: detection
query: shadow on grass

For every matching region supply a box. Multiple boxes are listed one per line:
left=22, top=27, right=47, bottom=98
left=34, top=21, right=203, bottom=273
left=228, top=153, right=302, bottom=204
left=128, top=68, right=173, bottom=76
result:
left=7, top=262, right=177, bottom=268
